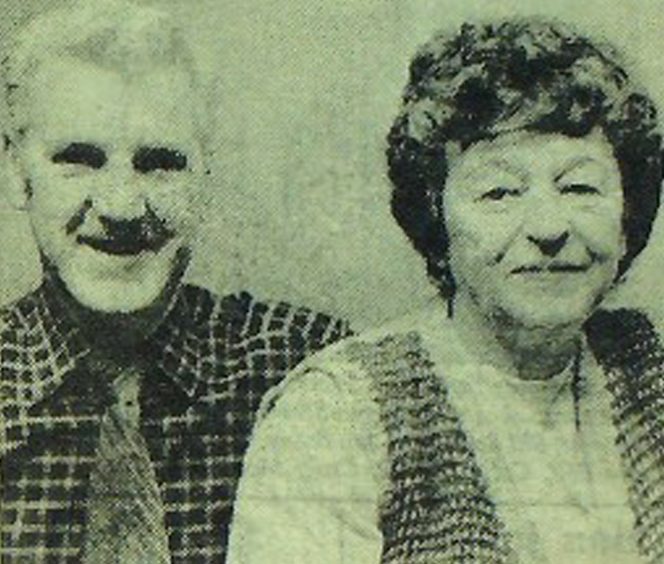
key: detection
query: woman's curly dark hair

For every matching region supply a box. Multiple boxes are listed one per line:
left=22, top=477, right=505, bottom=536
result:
left=387, top=19, right=662, bottom=298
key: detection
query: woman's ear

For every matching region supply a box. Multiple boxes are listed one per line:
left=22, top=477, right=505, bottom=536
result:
left=2, top=135, right=29, bottom=210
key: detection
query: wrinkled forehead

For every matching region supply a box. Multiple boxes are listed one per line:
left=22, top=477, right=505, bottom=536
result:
left=447, top=127, right=620, bottom=174
left=19, top=56, right=204, bottom=149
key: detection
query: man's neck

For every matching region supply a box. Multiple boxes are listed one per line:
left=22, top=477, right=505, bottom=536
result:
left=43, top=268, right=178, bottom=367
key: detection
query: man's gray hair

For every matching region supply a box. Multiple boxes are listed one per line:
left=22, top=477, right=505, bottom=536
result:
left=3, top=0, right=205, bottom=144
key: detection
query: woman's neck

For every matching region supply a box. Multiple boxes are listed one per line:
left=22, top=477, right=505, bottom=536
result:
left=452, top=293, right=582, bottom=381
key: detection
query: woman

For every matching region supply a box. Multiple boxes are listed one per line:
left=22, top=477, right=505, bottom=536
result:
left=228, top=19, right=664, bottom=563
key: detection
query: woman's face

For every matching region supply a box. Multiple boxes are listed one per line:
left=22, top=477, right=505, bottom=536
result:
left=443, top=128, right=625, bottom=330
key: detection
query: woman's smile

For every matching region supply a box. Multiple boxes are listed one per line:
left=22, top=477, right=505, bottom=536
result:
left=511, top=262, right=590, bottom=274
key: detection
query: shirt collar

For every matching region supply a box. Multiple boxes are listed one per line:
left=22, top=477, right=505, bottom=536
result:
left=3, top=275, right=228, bottom=413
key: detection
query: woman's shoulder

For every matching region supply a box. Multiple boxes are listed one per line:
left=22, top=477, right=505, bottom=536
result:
left=299, top=301, right=448, bottom=371
left=250, top=321, right=404, bottom=493
left=585, top=307, right=661, bottom=367
left=258, top=303, right=449, bottom=422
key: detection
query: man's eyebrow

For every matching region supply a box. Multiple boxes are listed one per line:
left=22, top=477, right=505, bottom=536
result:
left=52, top=142, right=107, bottom=169
left=132, top=146, right=188, bottom=173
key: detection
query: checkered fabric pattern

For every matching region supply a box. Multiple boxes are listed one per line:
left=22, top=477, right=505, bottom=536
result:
left=0, top=281, right=349, bottom=563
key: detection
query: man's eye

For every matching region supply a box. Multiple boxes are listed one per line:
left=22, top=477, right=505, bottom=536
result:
left=133, top=147, right=188, bottom=173
left=479, top=187, right=521, bottom=201
left=51, top=143, right=107, bottom=169
left=561, top=183, right=600, bottom=195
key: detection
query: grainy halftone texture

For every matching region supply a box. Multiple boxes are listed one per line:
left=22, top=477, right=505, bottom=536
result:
left=0, top=280, right=349, bottom=562
left=337, top=309, right=664, bottom=562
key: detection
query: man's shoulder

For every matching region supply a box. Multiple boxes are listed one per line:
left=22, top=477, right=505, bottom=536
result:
left=178, top=284, right=351, bottom=352
left=0, top=286, right=47, bottom=336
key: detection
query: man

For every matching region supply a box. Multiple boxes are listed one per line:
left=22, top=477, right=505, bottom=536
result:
left=0, top=2, right=348, bottom=562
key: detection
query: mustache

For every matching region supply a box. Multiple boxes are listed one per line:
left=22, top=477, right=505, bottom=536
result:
left=70, top=202, right=176, bottom=256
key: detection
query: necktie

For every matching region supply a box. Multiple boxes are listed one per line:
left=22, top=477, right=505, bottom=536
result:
left=82, top=370, right=171, bottom=563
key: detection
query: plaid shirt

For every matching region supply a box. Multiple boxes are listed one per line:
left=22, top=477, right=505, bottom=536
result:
left=0, top=280, right=349, bottom=563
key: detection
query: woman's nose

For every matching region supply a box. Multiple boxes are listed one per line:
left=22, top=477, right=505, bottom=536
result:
left=521, top=191, right=571, bottom=256
left=527, top=231, right=569, bottom=257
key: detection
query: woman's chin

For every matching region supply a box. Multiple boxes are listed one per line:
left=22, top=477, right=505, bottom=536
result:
left=499, top=302, right=595, bottom=331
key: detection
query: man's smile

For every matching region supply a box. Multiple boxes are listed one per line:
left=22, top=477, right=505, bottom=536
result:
left=76, top=232, right=172, bottom=256
left=73, top=204, right=176, bottom=256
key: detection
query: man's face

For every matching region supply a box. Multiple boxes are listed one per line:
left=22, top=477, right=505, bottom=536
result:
left=14, top=58, right=205, bottom=313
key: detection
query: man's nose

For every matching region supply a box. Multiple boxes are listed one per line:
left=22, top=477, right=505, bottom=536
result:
left=91, top=175, right=146, bottom=220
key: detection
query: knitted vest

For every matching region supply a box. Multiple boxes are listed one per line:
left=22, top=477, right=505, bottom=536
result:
left=346, top=309, right=664, bottom=563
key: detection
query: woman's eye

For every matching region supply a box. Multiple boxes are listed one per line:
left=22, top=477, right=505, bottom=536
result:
left=561, top=183, right=600, bottom=195
left=479, top=187, right=520, bottom=201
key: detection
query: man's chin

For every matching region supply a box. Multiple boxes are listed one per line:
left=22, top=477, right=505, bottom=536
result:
left=57, top=256, right=188, bottom=315
left=64, top=276, right=174, bottom=314
left=48, top=242, right=191, bottom=314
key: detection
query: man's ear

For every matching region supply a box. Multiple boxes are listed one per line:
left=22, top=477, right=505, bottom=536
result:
left=2, top=135, right=29, bottom=210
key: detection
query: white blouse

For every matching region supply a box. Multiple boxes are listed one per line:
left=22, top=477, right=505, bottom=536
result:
left=228, top=303, right=642, bottom=563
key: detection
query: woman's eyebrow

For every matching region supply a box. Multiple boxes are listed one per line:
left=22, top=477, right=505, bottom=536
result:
left=469, top=157, right=526, bottom=180
left=554, top=156, right=604, bottom=181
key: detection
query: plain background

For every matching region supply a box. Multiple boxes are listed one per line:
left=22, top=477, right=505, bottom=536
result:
left=0, top=0, right=663, bottom=330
